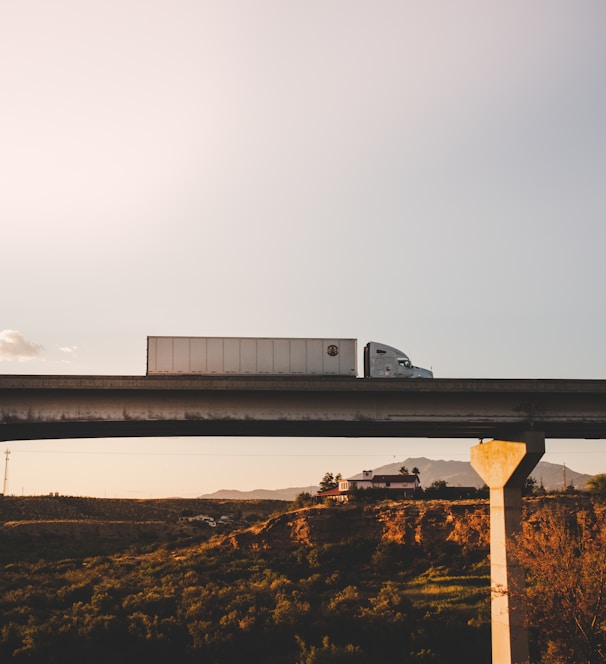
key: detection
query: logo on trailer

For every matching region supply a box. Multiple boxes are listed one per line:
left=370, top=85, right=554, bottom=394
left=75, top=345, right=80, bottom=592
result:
left=327, top=344, right=339, bottom=357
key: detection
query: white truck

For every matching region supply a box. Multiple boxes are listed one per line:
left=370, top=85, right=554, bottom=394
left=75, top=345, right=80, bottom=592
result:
left=146, top=336, right=433, bottom=378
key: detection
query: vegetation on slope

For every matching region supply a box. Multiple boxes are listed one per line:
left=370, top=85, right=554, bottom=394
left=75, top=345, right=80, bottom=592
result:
left=0, top=536, right=490, bottom=663
left=1, top=495, right=604, bottom=663
left=514, top=498, right=606, bottom=663
left=0, top=496, right=490, bottom=663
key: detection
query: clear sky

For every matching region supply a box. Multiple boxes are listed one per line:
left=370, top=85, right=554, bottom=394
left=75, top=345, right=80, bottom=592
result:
left=2, top=1, right=606, bottom=497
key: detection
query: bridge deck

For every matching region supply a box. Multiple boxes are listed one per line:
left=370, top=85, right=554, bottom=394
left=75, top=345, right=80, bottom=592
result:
left=1, top=376, right=606, bottom=441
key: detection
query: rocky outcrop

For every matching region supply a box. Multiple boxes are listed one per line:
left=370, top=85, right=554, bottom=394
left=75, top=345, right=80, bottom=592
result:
left=225, top=500, right=490, bottom=551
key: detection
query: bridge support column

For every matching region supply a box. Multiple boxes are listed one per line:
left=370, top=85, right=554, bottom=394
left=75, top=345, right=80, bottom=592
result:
left=470, top=432, right=545, bottom=664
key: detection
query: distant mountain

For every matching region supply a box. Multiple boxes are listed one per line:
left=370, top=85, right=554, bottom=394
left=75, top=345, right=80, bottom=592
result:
left=199, top=486, right=319, bottom=501
left=199, top=458, right=595, bottom=500
left=367, top=457, right=592, bottom=492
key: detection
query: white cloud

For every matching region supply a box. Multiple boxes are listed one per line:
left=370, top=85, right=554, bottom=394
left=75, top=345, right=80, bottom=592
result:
left=0, top=330, right=43, bottom=361
left=59, top=346, right=78, bottom=354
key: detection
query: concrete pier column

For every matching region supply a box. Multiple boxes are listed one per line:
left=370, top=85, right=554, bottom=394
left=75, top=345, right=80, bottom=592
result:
left=470, top=432, right=545, bottom=664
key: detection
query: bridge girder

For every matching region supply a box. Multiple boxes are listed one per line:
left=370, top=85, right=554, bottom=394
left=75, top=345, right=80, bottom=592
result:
left=1, top=375, right=606, bottom=441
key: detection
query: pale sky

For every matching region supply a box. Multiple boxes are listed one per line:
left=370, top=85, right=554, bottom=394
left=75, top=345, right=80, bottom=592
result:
left=2, top=1, right=606, bottom=497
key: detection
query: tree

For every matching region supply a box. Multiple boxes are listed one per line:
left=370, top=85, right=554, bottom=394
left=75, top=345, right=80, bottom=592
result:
left=586, top=474, right=606, bottom=498
left=400, top=466, right=420, bottom=477
left=319, top=472, right=341, bottom=492
left=421, top=480, right=449, bottom=499
left=291, top=492, right=314, bottom=509
left=523, top=476, right=538, bottom=496
left=513, top=504, right=606, bottom=663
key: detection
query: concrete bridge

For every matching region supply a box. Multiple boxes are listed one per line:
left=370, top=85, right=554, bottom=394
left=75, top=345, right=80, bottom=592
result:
left=1, top=375, right=605, bottom=440
left=2, top=374, right=606, bottom=664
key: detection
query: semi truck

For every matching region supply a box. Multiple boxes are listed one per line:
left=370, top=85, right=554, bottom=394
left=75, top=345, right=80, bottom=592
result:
left=146, top=336, right=433, bottom=378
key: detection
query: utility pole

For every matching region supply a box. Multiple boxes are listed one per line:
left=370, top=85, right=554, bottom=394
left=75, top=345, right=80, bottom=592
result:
left=3, top=449, right=10, bottom=495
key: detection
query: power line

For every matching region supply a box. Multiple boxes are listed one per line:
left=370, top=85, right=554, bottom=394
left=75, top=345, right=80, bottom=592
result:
left=7, top=449, right=426, bottom=458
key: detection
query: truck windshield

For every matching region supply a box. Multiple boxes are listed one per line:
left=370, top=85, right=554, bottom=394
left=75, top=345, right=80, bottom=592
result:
left=398, top=358, right=411, bottom=368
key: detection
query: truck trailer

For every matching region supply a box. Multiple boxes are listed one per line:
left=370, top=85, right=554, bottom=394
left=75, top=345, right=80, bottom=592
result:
left=146, top=336, right=433, bottom=378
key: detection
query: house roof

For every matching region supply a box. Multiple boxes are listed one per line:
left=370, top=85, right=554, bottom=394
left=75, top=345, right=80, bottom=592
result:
left=316, top=487, right=348, bottom=497
left=347, top=470, right=420, bottom=480
left=376, top=474, right=418, bottom=482
left=351, top=474, right=419, bottom=482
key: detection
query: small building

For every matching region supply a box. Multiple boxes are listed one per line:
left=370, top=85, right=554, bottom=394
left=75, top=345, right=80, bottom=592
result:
left=179, top=514, right=217, bottom=526
left=317, top=470, right=421, bottom=502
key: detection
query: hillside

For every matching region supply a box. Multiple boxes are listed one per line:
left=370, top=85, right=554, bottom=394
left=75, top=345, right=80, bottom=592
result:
left=0, top=495, right=287, bottom=561
left=226, top=499, right=491, bottom=553
left=0, top=495, right=499, bottom=663
left=1, top=494, right=603, bottom=662
left=1, top=493, right=589, bottom=557
left=0, top=494, right=491, bottom=552
left=0, top=495, right=286, bottom=522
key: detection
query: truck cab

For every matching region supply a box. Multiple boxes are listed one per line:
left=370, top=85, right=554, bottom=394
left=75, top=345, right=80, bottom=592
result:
left=364, top=342, right=433, bottom=378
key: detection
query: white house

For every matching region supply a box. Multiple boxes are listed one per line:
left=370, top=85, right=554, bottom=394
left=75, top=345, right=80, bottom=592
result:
left=318, top=470, right=421, bottom=502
